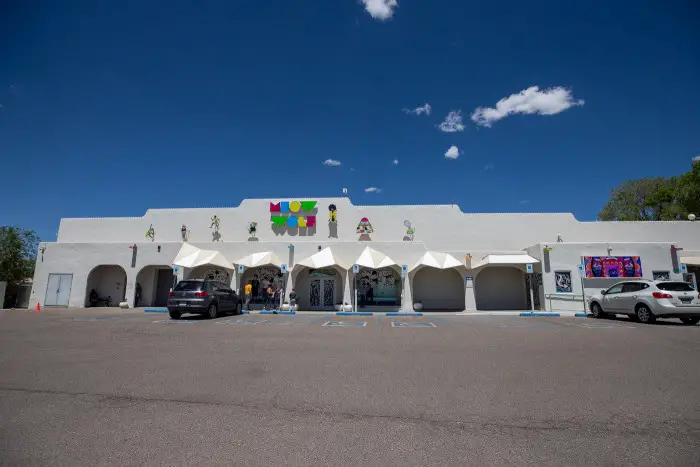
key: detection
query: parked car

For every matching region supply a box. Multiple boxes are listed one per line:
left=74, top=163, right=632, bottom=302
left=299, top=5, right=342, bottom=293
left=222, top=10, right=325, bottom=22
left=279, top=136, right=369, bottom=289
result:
left=589, top=280, right=700, bottom=325
left=167, top=280, right=242, bottom=319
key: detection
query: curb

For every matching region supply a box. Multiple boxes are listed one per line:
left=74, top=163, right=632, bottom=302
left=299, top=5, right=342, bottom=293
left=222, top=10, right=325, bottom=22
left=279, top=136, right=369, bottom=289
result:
left=519, top=312, right=561, bottom=317
left=574, top=312, right=591, bottom=317
left=260, top=310, right=296, bottom=315
left=386, top=312, right=423, bottom=317
left=241, top=310, right=250, bottom=314
left=145, top=309, right=168, bottom=313
left=336, top=312, right=374, bottom=316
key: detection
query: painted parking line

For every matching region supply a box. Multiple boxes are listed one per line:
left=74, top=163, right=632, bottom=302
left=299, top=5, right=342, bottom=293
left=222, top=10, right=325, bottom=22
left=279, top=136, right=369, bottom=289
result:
left=497, top=323, right=555, bottom=328
left=391, top=321, right=436, bottom=328
left=217, top=319, right=267, bottom=325
left=323, top=321, right=368, bottom=327
left=72, top=317, right=119, bottom=322
left=152, top=319, right=201, bottom=324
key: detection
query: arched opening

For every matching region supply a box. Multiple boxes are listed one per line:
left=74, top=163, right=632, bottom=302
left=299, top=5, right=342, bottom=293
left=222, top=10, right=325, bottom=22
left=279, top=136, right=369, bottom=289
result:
left=412, top=267, right=465, bottom=311
left=475, top=266, right=527, bottom=310
left=356, top=266, right=401, bottom=308
left=293, top=266, right=346, bottom=310
left=240, top=265, right=283, bottom=305
left=85, top=265, right=127, bottom=307
left=135, top=265, right=175, bottom=307
left=187, top=266, right=233, bottom=284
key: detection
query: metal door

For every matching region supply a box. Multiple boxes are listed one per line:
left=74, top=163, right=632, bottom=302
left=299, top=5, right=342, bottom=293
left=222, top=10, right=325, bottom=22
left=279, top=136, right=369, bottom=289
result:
left=45, top=274, right=72, bottom=306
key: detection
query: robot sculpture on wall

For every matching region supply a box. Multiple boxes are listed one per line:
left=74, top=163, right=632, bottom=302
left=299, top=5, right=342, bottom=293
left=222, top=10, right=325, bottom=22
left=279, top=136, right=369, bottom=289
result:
left=356, top=217, right=373, bottom=241
left=328, top=204, right=338, bottom=239
left=248, top=222, right=258, bottom=240
left=403, top=221, right=415, bottom=241
left=210, top=215, right=220, bottom=231
left=181, top=224, right=189, bottom=242
left=145, top=224, right=155, bottom=242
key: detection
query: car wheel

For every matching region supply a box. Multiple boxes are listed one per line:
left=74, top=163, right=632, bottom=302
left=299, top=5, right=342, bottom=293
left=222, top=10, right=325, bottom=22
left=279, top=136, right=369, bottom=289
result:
left=236, top=303, right=242, bottom=315
left=635, top=305, right=655, bottom=324
left=679, top=317, right=700, bottom=326
left=169, top=310, right=181, bottom=320
left=591, top=303, right=606, bottom=319
left=207, top=303, right=218, bottom=319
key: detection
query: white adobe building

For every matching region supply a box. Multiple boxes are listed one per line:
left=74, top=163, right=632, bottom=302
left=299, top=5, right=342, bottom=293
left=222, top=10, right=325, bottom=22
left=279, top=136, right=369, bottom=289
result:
left=30, top=197, right=700, bottom=312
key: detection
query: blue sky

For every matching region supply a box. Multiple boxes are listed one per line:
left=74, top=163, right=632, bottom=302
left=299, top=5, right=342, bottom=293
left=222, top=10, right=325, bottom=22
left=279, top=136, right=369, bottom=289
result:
left=1, top=0, right=699, bottom=242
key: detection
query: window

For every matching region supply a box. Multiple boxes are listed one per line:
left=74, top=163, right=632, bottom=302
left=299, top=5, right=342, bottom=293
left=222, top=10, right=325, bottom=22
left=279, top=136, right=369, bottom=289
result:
left=606, top=284, right=624, bottom=295
left=652, top=271, right=671, bottom=281
left=174, top=281, right=203, bottom=291
left=554, top=271, right=572, bottom=293
left=657, top=282, right=695, bottom=292
left=621, top=283, right=646, bottom=293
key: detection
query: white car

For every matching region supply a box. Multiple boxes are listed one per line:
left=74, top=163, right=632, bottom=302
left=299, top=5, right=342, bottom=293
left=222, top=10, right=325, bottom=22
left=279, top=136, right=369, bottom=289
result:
left=589, top=280, right=700, bottom=325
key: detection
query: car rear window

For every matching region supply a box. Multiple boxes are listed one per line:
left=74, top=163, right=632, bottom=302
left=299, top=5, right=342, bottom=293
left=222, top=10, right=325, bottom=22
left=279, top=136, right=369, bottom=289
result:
left=174, top=281, right=204, bottom=291
left=656, top=282, right=695, bottom=292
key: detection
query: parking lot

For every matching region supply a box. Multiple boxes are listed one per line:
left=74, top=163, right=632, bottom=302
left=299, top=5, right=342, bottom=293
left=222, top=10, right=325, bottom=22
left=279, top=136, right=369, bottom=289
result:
left=1, top=308, right=699, bottom=466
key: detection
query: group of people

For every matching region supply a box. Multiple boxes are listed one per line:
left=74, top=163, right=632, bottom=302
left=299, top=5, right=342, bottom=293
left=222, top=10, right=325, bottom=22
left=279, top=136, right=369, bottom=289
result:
left=358, top=282, right=375, bottom=308
left=242, top=274, right=297, bottom=312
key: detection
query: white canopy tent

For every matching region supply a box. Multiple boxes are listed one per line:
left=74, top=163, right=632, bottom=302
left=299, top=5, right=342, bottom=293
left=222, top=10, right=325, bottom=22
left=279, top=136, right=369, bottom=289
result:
left=234, top=251, right=283, bottom=268
left=172, top=243, right=234, bottom=270
left=410, top=251, right=463, bottom=272
left=355, top=246, right=398, bottom=269
left=470, top=254, right=538, bottom=269
left=680, top=256, right=700, bottom=266
left=295, top=247, right=350, bottom=270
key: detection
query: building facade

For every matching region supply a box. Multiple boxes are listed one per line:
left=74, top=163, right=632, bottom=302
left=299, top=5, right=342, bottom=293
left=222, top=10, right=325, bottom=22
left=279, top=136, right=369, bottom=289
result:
left=30, top=197, right=700, bottom=312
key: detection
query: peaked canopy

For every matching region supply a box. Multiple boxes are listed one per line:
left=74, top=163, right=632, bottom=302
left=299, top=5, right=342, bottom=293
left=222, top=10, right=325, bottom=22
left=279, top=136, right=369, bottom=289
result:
left=471, top=254, right=539, bottom=269
left=681, top=256, right=700, bottom=266
left=234, top=251, right=283, bottom=268
left=295, top=247, right=350, bottom=270
left=355, top=246, right=397, bottom=269
left=173, top=243, right=234, bottom=270
left=410, top=251, right=463, bottom=271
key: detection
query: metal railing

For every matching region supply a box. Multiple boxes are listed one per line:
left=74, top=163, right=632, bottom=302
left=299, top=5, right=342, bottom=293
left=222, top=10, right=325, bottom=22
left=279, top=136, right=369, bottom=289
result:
left=544, top=293, right=587, bottom=312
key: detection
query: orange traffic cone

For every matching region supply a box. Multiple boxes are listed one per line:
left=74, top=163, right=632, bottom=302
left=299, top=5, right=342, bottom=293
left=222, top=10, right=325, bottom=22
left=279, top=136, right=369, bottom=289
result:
left=34, top=302, right=41, bottom=312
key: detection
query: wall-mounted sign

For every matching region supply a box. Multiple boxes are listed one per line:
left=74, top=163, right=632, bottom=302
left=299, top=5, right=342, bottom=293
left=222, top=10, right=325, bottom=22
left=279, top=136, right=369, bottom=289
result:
left=681, top=264, right=687, bottom=273
left=270, top=201, right=317, bottom=229
left=238, top=265, right=245, bottom=273
left=353, top=264, right=360, bottom=274
left=526, top=264, right=533, bottom=274
left=401, top=265, right=407, bottom=279
left=577, top=264, right=584, bottom=277
left=281, top=264, right=288, bottom=274
left=583, top=256, right=642, bottom=278
left=465, top=276, right=474, bottom=288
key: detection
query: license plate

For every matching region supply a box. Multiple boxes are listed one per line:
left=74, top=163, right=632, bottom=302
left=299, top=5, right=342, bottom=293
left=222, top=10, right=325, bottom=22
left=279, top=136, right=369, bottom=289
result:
left=679, top=297, right=693, bottom=303
left=179, top=302, right=187, bottom=306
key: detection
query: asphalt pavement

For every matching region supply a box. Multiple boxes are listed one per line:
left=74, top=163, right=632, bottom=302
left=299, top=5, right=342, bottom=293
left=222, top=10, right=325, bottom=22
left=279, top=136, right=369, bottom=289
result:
left=1, top=308, right=699, bottom=466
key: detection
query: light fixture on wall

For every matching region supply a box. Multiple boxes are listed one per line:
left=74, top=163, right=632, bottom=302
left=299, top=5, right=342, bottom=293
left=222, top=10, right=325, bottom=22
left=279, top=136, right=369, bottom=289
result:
left=157, top=245, right=161, bottom=253
left=39, top=246, right=46, bottom=262
left=318, top=246, right=322, bottom=252
left=607, top=245, right=613, bottom=256
left=288, top=244, right=294, bottom=250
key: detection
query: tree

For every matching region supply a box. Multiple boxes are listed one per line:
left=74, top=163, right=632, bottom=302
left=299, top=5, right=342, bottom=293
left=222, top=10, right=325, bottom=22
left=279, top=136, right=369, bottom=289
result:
left=677, top=159, right=700, bottom=217
left=0, top=227, right=39, bottom=287
left=598, top=177, right=680, bottom=221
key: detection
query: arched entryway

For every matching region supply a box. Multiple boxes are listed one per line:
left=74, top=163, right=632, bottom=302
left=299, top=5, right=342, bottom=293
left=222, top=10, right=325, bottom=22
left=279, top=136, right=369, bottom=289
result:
left=412, top=267, right=465, bottom=311
left=135, top=265, right=175, bottom=307
left=85, top=265, right=127, bottom=307
left=187, top=266, right=232, bottom=283
left=240, top=265, right=283, bottom=305
left=356, top=266, right=402, bottom=307
left=293, top=266, right=346, bottom=310
left=475, top=267, right=527, bottom=310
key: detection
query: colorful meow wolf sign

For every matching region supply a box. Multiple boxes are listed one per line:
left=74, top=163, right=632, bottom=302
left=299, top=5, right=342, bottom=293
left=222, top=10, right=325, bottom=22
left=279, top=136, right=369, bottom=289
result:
left=270, top=201, right=317, bottom=228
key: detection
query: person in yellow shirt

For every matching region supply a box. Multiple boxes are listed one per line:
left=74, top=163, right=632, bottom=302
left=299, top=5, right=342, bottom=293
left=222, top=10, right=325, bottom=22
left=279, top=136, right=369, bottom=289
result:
left=244, top=281, right=253, bottom=311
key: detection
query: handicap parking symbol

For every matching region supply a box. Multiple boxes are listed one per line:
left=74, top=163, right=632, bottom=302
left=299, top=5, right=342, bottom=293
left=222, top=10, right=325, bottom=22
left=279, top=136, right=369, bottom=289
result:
left=323, top=321, right=367, bottom=327
left=391, top=322, right=436, bottom=328
left=152, top=320, right=200, bottom=324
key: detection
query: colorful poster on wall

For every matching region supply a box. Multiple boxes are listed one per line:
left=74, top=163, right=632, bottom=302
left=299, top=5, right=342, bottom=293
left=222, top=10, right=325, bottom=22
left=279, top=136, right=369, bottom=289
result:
left=583, top=256, right=643, bottom=278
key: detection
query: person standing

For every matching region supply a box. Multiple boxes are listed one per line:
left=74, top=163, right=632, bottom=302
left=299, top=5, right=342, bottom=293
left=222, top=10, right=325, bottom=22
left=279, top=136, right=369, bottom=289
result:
left=244, top=281, right=253, bottom=311
left=264, top=283, right=274, bottom=311
left=288, top=288, right=297, bottom=311
left=135, top=282, right=142, bottom=307
left=274, top=286, right=282, bottom=311
left=251, top=274, right=260, bottom=303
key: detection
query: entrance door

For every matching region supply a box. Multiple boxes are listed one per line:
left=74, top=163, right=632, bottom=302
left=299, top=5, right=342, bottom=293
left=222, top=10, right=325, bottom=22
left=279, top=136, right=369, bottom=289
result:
left=155, top=269, right=174, bottom=306
left=309, top=278, right=336, bottom=309
left=44, top=274, right=73, bottom=306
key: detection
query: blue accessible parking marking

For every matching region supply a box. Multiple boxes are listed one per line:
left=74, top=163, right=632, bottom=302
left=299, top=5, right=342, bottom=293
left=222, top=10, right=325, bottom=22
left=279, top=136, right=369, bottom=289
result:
left=152, top=319, right=201, bottom=324
left=323, top=321, right=367, bottom=327
left=391, top=322, right=436, bottom=328
left=217, top=319, right=267, bottom=325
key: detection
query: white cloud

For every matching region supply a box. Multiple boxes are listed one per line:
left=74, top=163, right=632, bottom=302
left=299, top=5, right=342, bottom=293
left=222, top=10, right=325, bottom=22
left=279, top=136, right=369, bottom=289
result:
left=444, top=145, right=460, bottom=159
left=365, top=187, right=382, bottom=193
left=519, top=200, right=530, bottom=205
left=438, top=111, right=465, bottom=132
left=471, top=86, right=584, bottom=127
left=693, top=155, right=700, bottom=163
left=350, top=167, right=356, bottom=171
left=362, top=0, right=398, bottom=20
left=392, top=159, right=399, bottom=165
left=482, top=163, right=494, bottom=172
left=403, top=103, right=431, bottom=116
left=323, top=159, right=341, bottom=167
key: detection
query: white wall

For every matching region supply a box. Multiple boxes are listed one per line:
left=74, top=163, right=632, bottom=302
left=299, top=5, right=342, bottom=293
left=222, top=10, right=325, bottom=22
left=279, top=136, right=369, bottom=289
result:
left=535, top=242, right=681, bottom=312
left=29, top=197, right=700, bottom=310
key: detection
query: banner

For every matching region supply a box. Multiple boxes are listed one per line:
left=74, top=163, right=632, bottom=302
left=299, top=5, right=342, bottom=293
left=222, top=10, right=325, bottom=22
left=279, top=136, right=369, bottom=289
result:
left=583, top=256, right=642, bottom=278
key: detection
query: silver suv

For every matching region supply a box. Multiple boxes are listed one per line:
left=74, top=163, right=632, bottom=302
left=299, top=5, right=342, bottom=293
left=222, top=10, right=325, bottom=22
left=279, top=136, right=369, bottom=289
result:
left=589, top=280, right=700, bottom=325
